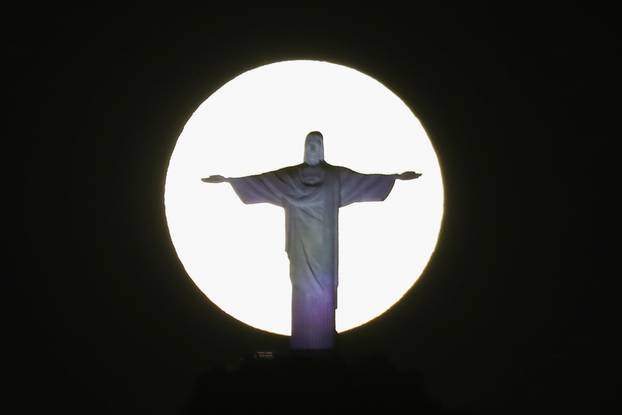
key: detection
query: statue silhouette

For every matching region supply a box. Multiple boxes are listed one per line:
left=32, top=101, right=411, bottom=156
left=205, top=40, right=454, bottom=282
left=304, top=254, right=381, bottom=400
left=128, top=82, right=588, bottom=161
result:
left=202, top=131, right=421, bottom=350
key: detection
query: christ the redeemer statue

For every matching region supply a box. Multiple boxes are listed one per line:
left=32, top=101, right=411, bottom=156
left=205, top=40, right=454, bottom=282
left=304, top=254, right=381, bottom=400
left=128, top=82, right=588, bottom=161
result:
left=202, top=131, right=421, bottom=350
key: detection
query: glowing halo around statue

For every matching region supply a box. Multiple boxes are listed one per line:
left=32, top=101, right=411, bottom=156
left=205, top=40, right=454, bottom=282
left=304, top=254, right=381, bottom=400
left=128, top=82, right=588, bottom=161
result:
left=164, top=60, right=444, bottom=336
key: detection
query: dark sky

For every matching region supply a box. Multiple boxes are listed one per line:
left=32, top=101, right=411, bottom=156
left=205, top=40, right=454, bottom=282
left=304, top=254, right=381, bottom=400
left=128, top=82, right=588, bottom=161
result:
left=10, top=3, right=612, bottom=414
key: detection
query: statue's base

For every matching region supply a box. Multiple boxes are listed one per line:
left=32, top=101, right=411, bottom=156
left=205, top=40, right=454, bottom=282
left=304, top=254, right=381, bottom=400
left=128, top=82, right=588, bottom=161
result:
left=253, top=348, right=339, bottom=361
left=239, top=349, right=344, bottom=373
left=181, top=352, right=452, bottom=414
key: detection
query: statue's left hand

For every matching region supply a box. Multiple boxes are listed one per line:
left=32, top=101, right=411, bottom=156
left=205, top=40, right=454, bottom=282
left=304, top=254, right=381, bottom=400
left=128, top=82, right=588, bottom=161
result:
left=398, top=171, right=422, bottom=180
left=201, top=175, right=228, bottom=183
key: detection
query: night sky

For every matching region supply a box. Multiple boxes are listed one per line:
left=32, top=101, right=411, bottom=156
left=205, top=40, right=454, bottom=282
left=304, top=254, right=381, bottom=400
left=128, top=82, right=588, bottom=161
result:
left=10, top=4, right=611, bottom=414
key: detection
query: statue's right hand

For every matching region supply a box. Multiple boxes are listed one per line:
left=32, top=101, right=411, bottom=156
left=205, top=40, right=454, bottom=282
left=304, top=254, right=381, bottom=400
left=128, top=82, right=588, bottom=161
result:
left=398, top=171, right=422, bottom=180
left=201, top=175, right=227, bottom=183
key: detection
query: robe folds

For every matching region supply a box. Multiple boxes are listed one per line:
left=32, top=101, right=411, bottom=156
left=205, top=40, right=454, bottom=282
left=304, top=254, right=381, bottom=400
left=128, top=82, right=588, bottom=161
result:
left=229, top=161, right=397, bottom=350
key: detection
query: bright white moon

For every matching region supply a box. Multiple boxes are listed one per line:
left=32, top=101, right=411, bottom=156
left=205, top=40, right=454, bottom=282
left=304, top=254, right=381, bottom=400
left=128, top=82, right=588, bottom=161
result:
left=165, top=60, right=444, bottom=335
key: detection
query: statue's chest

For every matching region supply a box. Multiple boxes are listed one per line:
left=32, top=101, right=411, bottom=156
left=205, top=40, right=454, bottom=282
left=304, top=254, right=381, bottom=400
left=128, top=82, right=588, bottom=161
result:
left=293, top=167, right=339, bottom=209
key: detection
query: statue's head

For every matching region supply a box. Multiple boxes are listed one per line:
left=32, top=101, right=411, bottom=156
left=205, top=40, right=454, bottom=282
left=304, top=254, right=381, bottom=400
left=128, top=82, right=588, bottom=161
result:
left=304, top=131, right=324, bottom=166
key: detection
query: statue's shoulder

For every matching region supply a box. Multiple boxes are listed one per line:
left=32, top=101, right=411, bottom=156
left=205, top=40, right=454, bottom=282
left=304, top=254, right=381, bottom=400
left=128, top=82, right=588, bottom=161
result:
left=282, top=163, right=304, bottom=171
left=274, top=164, right=303, bottom=176
left=321, top=163, right=351, bottom=181
left=324, top=163, right=350, bottom=174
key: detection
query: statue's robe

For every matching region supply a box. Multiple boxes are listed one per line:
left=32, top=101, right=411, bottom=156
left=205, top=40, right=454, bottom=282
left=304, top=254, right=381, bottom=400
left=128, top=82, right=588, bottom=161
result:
left=229, top=161, right=397, bottom=350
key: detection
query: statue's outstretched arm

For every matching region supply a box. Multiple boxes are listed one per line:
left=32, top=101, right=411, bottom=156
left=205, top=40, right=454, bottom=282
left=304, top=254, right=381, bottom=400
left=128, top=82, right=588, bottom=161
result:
left=201, top=175, right=230, bottom=183
left=202, top=171, right=287, bottom=206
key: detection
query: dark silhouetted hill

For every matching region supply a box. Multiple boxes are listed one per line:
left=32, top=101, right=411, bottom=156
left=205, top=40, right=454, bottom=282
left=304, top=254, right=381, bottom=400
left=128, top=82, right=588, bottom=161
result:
left=182, top=352, right=474, bottom=414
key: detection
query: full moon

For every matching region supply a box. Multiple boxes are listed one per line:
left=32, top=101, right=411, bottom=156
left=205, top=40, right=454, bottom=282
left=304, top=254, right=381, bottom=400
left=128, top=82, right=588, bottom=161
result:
left=165, top=60, right=444, bottom=335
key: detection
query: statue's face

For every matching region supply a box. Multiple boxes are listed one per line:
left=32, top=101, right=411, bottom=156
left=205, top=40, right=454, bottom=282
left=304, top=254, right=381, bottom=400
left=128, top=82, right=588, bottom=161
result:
left=304, top=135, right=324, bottom=166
